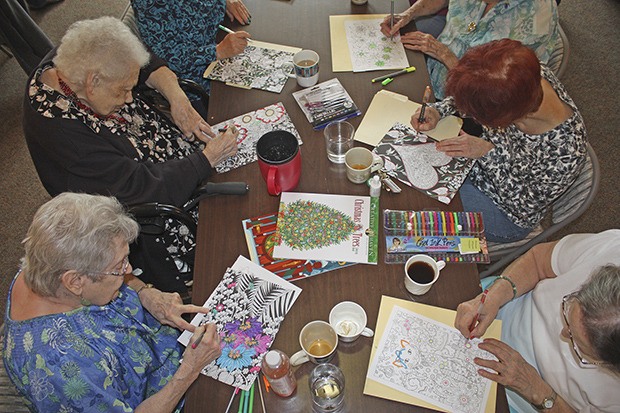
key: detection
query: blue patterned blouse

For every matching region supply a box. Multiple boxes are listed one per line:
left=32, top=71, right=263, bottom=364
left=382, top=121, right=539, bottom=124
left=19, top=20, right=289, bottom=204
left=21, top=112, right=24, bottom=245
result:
left=132, top=0, right=227, bottom=94
left=428, top=0, right=560, bottom=99
left=3, top=274, right=184, bottom=412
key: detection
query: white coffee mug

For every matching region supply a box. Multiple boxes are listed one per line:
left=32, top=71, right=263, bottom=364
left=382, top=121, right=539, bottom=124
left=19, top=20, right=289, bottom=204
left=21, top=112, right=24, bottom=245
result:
left=344, top=147, right=384, bottom=184
left=290, top=321, right=338, bottom=366
left=404, top=254, right=445, bottom=295
left=329, top=301, right=374, bottom=343
left=283, top=49, right=320, bottom=88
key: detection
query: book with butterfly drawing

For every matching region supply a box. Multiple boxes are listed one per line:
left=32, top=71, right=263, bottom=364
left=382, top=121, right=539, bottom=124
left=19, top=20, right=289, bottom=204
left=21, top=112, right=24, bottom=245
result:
left=373, top=122, right=474, bottom=204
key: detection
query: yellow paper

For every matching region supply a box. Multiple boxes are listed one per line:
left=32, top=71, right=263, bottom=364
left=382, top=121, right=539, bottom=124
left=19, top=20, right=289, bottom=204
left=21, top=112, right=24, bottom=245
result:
left=329, top=14, right=389, bottom=72
left=364, top=296, right=502, bottom=413
left=459, top=237, right=481, bottom=254
left=354, top=89, right=463, bottom=146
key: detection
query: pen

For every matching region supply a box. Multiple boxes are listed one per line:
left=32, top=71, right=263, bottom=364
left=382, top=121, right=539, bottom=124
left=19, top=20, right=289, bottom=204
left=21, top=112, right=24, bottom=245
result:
left=248, top=382, right=255, bottom=413
left=258, top=375, right=267, bottom=413
left=390, top=0, right=395, bottom=41
left=469, top=288, right=489, bottom=338
left=418, top=85, right=432, bottom=123
left=371, top=66, right=416, bottom=83
left=218, top=24, right=253, bottom=42
left=191, top=329, right=206, bottom=349
left=225, top=387, right=239, bottom=413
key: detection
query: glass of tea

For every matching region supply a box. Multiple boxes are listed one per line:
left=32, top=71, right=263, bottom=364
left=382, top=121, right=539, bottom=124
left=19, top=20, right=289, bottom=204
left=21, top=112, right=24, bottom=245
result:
left=404, top=254, right=446, bottom=295
left=290, top=321, right=338, bottom=366
left=309, top=363, right=345, bottom=412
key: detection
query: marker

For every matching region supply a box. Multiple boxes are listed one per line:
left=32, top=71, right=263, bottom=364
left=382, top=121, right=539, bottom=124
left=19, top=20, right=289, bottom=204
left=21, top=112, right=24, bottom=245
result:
left=381, top=77, right=393, bottom=86
left=390, top=0, right=395, bottom=41
left=372, top=66, right=416, bottom=83
left=418, top=85, right=432, bottom=123
left=191, top=329, right=206, bottom=349
left=218, top=24, right=253, bottom=42
left=469, top=289, right=489, bottom=338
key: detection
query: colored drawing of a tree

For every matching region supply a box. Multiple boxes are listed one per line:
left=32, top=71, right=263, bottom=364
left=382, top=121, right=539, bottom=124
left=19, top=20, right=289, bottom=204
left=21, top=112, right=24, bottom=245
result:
left=277, top=200, right=355, bottom=250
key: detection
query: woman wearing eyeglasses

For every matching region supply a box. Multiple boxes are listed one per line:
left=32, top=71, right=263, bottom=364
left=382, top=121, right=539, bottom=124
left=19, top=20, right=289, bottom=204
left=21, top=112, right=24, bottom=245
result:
left=3, top=193, right=221, bottom=413
left=454, top=229, right=620, bottom=412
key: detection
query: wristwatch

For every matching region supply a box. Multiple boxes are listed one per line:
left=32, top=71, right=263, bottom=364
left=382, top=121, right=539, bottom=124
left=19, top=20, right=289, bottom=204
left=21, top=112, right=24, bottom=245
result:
left=533, top=389, right=557, bottom=410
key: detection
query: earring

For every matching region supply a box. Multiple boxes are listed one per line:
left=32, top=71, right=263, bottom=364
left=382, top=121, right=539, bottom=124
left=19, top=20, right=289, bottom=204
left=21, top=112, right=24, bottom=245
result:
left=80, top=296, right=91, bottom=306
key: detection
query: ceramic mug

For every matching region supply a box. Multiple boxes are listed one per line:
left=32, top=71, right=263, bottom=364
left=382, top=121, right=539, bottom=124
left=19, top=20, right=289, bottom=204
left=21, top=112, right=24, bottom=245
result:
left=329, top=301, right=374, bottom=343
left=404, top=254, right=446, bottom=295
left=283, top=49, right=320, bottom=88
left=256, top=130, right=301, bottom=196
left=290, top=321, right=338, bottom=366
left=344, top=147, right=384, bottom=184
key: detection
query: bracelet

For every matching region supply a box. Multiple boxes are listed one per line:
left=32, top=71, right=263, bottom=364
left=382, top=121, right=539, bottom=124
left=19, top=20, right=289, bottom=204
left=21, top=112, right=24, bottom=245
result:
left=494, top=275, right=517, bottom=301
left=135, top=283, right=154, bottom=295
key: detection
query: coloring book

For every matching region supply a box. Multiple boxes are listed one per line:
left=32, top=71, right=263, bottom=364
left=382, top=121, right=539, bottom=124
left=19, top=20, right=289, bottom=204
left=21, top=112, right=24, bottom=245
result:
left=178, top=256, right=302, bottom=391
left=365, top=296, right=501, bottom=413
left=243, top=212, right=355, bottom=282
left=212, top=102, right=302, bottom=174
left=272, top=192, right=379, bottom=264
left=344, top=18, right=409, bottom=72
left=374, top=122, right=474, bottom=204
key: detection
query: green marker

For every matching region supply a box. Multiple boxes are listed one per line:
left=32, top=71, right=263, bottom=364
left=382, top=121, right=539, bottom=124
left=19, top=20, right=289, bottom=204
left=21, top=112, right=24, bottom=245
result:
left=381, top=77, right=393, bottom=86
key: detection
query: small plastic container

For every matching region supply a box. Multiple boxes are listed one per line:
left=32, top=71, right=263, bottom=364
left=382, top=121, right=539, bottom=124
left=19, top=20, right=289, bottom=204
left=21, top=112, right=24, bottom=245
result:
left=261, top=349, right=297, bottom=397
left=369, top=175, right=381, bottom=197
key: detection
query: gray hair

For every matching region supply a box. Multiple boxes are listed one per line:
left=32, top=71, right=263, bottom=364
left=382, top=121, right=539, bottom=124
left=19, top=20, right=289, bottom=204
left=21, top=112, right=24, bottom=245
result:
left=21, top=193, right=139, bottom=297
left=576, top=264, right=620, bottom=374
left=53, top=16, right=150, bottom=88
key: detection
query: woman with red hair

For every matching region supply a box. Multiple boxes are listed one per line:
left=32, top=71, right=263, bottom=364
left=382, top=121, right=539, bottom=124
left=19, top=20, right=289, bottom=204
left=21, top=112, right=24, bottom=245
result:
left=412, top=39, right=587, bottom=243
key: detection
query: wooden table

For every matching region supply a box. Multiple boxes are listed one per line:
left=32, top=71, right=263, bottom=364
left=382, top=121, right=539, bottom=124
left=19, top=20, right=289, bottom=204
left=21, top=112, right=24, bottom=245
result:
left=187, top=1, right=508, bottom=412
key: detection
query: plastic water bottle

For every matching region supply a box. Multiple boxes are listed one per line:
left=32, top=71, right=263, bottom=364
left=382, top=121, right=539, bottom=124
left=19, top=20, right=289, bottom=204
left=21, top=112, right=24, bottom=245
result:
left=261, top=349, right=297, bottom=397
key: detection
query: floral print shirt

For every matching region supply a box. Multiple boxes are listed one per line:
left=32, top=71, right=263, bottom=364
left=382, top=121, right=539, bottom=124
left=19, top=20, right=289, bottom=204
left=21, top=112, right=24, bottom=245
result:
left=3, top=274, right=183, bottom=413
left=431, top=65, right=587, bottom=228
left=428, top=0, right=560, bottom=99
left=132, top=0, right=226, bottom=93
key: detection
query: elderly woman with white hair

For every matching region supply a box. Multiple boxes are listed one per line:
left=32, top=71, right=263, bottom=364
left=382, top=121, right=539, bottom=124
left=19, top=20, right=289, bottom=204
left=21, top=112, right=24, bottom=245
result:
left=455, top=230, right=620, bottom=412
left=3, top=192, right=221, bottom=412
left=24, top=16, right=239, bottom=294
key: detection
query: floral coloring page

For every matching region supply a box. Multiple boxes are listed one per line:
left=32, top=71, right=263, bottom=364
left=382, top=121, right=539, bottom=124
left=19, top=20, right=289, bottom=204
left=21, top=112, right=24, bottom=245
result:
left=344, top=19, right=409, bottom=72
left=178, top=256, right=302, bottom=391
left=212, top=102, right=302, bottom=174
left=206, top=43, right=298, bottom=93
left=374, top=122, right=474, bottom=204
left=367, top=305, right=493, bottom=413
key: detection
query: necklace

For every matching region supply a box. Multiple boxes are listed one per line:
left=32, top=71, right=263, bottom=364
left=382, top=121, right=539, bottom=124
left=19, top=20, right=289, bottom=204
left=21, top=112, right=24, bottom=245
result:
left=57, top=76, right=127, bottom=125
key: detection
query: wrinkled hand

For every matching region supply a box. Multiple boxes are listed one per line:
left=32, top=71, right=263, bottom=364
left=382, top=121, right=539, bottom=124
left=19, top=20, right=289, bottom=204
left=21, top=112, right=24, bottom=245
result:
left=139, top=288, right=211, bottom=331
left=216, top=32, right=251, bottom=60
left=170, top=97, right=215, bottom=140
left=400, top=31, right=457, bottom=67
left=226, top=0, right=251, bottom=25
left=181, top=324, right=222, bottom=376
left=475, top=339, right=553, bottom=404
left=454, top=293, right=501, bottom=338
left=380, top=13, right=411, bottom=37
left=411, top=106, right=440, bottom=132
left=203, top=126, right=239, bottom=167
left=435, top=130, right=494, bottom=158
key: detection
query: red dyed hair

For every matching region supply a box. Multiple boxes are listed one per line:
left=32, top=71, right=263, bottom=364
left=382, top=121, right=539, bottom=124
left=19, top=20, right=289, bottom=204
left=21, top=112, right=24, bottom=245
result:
left=445, top=39, right=543, bottom=128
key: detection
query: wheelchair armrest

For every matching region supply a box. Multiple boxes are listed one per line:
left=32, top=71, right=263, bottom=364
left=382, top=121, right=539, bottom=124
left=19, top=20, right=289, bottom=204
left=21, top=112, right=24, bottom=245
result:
left=177, top=78, right=210, bottom=111
left=128, top=202, right=197, bottom=235
left=183, top=182, right=249, bottom=211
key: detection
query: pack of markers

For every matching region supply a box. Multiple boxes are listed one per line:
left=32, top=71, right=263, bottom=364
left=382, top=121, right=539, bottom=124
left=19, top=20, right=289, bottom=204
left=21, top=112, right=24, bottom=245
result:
left=292, top=78, right=360, bottom=129
left=383, top=209, right=490, bottom=264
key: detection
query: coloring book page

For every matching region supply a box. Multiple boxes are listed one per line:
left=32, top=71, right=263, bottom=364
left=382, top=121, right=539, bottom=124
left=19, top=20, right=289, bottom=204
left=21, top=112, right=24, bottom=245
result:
left=367, top=305, right=494, bottom=413
left=205, top=41, right=300, bottom=93
left=178, top=256, right=302, bottom=391
left=374, top=122, right=474, bottom=204
left=212, top=102, right=302, bottom=174
left=343, top=18, right=409, bottom=72
left=272, top=192, right=379, bottom=264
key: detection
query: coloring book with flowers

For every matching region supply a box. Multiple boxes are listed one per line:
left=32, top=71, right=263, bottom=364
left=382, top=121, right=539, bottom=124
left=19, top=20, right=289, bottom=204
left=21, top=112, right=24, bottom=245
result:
left=178, top=256, right=302, bottom=390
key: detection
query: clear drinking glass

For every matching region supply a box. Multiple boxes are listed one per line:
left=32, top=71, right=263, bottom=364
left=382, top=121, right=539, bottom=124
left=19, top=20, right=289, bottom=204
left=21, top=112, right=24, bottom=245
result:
left=309, top=363, right=345, bottom=412
left=324, top=120, right=355, bottom=163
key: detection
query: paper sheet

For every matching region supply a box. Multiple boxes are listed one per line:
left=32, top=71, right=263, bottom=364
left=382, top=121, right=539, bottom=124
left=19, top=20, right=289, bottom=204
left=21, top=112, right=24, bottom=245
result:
left=355, top=90, right=463, bottom=146
left=364, top=296, right=501, bottom=413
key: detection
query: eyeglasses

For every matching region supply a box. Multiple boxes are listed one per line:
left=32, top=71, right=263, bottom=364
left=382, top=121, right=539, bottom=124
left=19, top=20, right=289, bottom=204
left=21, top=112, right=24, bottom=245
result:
left=86, top=256, right=130, bottom=277
left=561, top=293, right=602, bottom=367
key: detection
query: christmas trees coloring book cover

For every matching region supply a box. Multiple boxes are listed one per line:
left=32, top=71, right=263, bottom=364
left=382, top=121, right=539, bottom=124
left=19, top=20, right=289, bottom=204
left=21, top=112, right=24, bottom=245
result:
left=273, top=192, right=379, bottom=264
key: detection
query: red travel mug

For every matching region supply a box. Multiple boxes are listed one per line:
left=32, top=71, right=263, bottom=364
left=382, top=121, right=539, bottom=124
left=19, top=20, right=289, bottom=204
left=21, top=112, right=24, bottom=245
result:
left=256, top=131, right=301, bottom=196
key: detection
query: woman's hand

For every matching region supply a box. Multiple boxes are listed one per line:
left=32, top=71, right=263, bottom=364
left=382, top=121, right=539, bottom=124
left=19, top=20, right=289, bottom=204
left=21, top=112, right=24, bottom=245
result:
left=399, top=31, right=458, bottom=69
left=411, top=106, right=440, bottom=131
left=475, top=339, right=556, bottom=406
left=138, top=288, right=210, bottom=331
left=180, top=324, right=222, bottom=377
left=454, top=292, right=501, bottom=338
left=380, top=13, right=412, bottom=38
left=435, top=130, right=494, bottom=158
left=203, top=126, right=239, bottom=166
left=226, top=0, right=251, bottom=25
left=216, top=32, right=251, bottom=60
left=169, top=97, right=215, bottom=140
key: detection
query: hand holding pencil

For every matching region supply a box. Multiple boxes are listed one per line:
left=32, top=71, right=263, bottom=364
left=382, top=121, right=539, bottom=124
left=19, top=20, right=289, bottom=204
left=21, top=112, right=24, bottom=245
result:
left=454, top=289, right=501, bottom=339
left=183, top=323, right=221, bottom=369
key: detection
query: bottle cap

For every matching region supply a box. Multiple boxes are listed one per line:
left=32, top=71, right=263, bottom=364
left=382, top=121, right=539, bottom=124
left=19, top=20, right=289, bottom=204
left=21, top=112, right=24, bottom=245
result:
left=265, top=350, right=282, bottom=367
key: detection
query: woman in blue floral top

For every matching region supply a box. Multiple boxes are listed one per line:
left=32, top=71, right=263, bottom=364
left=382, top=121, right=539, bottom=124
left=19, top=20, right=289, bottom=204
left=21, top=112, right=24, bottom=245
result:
left=3, top=193, right=221, bottom=412
left=411, top=39, right=587, bottom=242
